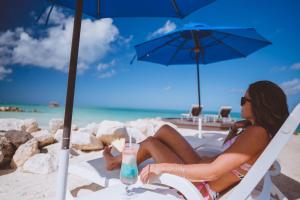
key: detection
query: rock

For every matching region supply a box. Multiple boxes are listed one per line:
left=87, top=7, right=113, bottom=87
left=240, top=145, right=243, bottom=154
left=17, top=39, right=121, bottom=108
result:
left=126, top=119, right=155, bottom=137
left=5, top=130, right=33, bottom=148
left=126, top=127, right=147, bottom=143
left=22, top=153, right=58, bottom=174
left=54, top=129, right=63, bottom=143
left=23, top=119, right=39, bottom=133
left=0, top=106, right=23, bottom=112
left=0, top=118, right=26, bottom=132
left=78, top=122, right=99, bottom=135
left=49, top=101, right=60, bottom=108
left=44, top=143, right=61, bottom=156
left=96, top=127, right=127, bottom=145
left=0, top=136, right=15, bottom=167
left=0, top=151, right=3, bottom=163
left=31, top=130, right=55, bottom=148
left=49, top=118, right=63, bottom=134
left=71, top=124, right=79, bottom=131
left=10, top=138, right=40, bottom=168
left=49, top=118, right=78, bottom=134
left=54, top=129, right=103, bottom=151
left=44, top=142, right=79, bottom=157
left=96, top=121, right=126, bottom=145
left=0, top=118, right=39, bottom=133
left=71, top=131, right=103, bottom=151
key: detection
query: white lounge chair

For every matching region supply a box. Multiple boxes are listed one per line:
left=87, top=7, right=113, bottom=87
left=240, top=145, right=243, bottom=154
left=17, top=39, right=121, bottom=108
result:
left=181, top=104, right=203, bottom=122
left=151, top=103, right=300, bottom=200
left=218, top=106, right=232, bottom=119
left=66, top=103, right=300, bottom=200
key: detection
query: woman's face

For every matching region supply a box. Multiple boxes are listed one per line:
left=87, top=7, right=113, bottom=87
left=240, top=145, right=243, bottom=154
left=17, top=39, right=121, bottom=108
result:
left=241, top=91, right=255, bottom=121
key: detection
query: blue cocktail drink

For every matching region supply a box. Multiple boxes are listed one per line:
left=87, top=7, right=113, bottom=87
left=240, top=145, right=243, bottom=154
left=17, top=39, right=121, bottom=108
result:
left=120, top=143, right=139, bottom=197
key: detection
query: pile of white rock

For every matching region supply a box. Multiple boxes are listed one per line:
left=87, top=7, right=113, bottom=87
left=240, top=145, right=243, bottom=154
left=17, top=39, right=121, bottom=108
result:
left=0, top=118, right=177, bottom=175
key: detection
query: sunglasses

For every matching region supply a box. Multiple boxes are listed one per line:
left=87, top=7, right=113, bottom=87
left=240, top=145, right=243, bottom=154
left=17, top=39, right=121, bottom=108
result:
left=241, top=96, right=251, bottom=106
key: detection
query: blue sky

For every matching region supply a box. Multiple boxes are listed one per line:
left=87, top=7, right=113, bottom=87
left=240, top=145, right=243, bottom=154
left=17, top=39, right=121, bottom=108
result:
left=0, top=0, right=300, bottom=112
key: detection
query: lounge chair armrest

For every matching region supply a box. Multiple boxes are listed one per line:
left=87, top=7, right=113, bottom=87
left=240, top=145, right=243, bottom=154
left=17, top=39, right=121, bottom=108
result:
left=269, top=160, right=281, bottom=176
left=149, top=173, right=204, bottom=200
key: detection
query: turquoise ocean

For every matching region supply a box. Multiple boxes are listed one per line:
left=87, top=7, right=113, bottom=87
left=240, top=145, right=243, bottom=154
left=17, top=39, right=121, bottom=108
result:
left=0, top=104, right=242, bottom=128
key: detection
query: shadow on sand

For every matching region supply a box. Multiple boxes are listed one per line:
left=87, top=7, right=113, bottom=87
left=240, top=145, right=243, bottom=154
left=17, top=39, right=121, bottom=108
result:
left=272, top=173, right=300, bottom=199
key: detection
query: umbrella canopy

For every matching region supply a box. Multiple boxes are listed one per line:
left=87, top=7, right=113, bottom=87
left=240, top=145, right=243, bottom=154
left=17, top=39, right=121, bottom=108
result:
left=48, top=0, right=216, bottom=18
left=45, top=1, right=216, bottom=200
left=134, top=23, right=271, bottom=106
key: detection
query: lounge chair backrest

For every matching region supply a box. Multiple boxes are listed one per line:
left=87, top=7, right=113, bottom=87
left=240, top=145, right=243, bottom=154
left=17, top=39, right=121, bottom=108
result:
left=225, top=103, right=300, bottom=199
left=219, top=106, right=232, bottom=118
left=191, top=104, right=202, bottom=117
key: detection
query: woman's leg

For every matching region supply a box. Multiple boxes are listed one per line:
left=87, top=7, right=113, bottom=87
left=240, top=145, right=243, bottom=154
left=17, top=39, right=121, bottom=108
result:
left=104, top=136, right=183, bottom=170
left=104, top=124, right=203, bottom=170
left=153, top=125, right=201, bottom=164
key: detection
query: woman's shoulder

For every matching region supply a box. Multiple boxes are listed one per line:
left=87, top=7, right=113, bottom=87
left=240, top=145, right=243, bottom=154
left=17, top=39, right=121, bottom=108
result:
left=239, top=125, right=270, bottom=147
left=244, top=125, right=268, bottom=137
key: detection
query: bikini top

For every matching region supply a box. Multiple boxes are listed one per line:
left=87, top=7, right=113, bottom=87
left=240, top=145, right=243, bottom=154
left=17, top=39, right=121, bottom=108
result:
left=221, top=129, right=252, bottom=179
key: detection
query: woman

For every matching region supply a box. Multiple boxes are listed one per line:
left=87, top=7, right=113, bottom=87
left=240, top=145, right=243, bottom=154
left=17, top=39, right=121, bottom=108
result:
left=104, top=80, right=289, bottom=199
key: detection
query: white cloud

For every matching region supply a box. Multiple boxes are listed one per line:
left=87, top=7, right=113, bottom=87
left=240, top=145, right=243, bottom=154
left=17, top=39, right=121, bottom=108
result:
left=96, top=59, right=117, bottom=78
left=0, top=66, right=12, bottom=80
left=97, top=59, right=116, bottom=71
left=291, top=63, right=300, bottom=70
left=163, top=85, right=172, bottom=91
left=148, top=20, right=176, bottom=39
left=98, top=69, right=115, bottom=79
left=270, top=66, right=287, bottom=73
left=281, top=79, right=300, bottom=95
left=0, top=7, right=120, bottom=73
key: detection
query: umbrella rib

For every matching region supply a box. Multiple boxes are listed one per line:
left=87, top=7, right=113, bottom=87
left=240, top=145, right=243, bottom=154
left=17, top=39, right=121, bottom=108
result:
left=210, top=34, right=247, bottom=57
left=171, top=0, right=183, bottom=18
left=199, top=37, right=206, bottom=64
left=97, top=0, right=100, bottom=17
left=138, top=34, right=183, bottom=60
left=214, top=29, right=271, bottom=44
left=166, top=36, right=189, bottom=65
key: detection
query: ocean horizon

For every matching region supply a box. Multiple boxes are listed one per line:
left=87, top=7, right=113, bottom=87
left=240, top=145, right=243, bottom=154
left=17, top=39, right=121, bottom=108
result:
left=0, top=104, right=242, bottom=128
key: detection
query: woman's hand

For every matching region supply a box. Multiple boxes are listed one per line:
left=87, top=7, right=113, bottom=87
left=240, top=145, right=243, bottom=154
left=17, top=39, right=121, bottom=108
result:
left=139, top=164, right=163, bottom=184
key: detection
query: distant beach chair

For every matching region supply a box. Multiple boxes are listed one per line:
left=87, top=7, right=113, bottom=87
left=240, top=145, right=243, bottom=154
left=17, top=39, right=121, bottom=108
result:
left=65, top=103, right=300, bottom=200
left=181, top=104, right=203, bottom=122
left=218, top=106, right=232, bottom=120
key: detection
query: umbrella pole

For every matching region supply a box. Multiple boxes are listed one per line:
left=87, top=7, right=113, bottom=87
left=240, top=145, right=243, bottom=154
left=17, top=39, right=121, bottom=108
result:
left=196, top=60, right=202, bottom=138
left=196, top=63, right=201, bottom=107
left=56, top=0, right=83, bottom=200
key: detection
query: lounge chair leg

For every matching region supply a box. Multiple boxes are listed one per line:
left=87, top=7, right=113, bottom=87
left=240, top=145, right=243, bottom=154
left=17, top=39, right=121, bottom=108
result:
left=270, top=183, right=288, bottom=200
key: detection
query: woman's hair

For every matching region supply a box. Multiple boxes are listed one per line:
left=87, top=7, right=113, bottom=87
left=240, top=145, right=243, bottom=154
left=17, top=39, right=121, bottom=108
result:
left=248, top=80, right=289, bottom=138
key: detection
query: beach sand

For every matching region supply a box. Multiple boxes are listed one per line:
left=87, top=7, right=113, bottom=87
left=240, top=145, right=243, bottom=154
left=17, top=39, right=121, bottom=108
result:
left=0, top=131, right=299, bottom=200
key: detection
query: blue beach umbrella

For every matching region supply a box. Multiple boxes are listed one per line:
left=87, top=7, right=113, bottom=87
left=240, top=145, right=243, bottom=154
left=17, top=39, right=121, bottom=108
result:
left=43, top=1, right=216, bottom=199
left=134, top=23, right=271, bottom=107
left=47, top=0, right=216, bottom=18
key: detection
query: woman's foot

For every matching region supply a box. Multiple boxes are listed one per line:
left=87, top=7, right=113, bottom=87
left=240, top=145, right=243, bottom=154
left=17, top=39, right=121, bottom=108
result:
left=103, top=146, right=122, bottom=170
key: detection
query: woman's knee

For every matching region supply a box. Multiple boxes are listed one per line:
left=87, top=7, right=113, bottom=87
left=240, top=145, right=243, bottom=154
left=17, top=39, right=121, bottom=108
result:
left=143, top=136, right=159, bottom=147
left=155, top=124, right=173, bottom=136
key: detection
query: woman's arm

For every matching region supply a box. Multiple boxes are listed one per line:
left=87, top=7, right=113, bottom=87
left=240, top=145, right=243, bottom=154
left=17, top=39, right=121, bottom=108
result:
left=140, top=126, right=270, bottom=183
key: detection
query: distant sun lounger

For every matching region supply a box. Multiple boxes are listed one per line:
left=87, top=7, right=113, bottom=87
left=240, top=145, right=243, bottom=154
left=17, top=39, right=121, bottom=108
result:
left=181, top=104, right=203, bottom=122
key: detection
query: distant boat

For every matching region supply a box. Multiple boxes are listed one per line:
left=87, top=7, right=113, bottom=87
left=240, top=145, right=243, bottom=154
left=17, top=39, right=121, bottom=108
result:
left=49, top=101, right=60, bottom=108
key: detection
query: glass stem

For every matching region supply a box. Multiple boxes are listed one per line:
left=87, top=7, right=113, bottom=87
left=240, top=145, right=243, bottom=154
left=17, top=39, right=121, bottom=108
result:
left=125, top=185, right=129, bottom=195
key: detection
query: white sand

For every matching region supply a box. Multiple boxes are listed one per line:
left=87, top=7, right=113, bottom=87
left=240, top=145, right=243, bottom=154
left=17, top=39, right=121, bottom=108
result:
left=0, top=132, right=299, bottom=200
